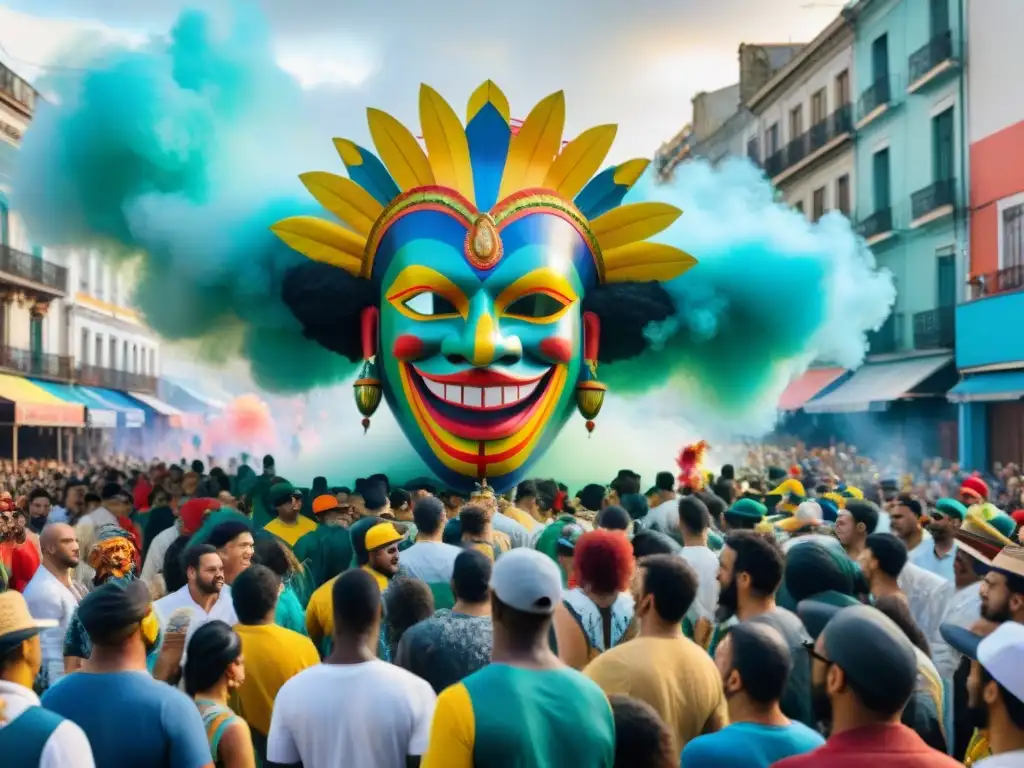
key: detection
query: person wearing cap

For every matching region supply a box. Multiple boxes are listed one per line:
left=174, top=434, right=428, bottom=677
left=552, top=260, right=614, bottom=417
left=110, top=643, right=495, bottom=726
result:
left=267, top=568, right=437, bottom=768
left=720, top=531, right=816, bottom=728
left=263, top=482, right=316, bottom=548
left=835, top=499, right=881, bottom=562
left=72, top=482, right=129, bottom=584
left=292, top=496, right=355, bottom=593
left=554, top=521, right=583, bottom=586
left=979, top=546, right=1024, bottom=625
left=681, top=622, right=824, bottom=768
left=723, top=498, right=767, bottom=531
left=0, top=591, right=95, bottom=768
left=584, top=553, right=725, bottom=756
left=423, top=548, right=614, bottom=767
left=774, top=604, right=961, bottom=768
left=362, top=521, right=403, bottom=592
left=941, top=621, right=1024, bottom=766
left=141, top=497, right=221, bottom=586
left=961, top=476, right=991, bottom=508
left=911, top=498, right=967, bottom=583
left=43, top=580, right=213, bottom=768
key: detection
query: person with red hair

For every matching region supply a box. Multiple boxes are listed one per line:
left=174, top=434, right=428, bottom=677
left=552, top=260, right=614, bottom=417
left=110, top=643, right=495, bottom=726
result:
left=553, top=529, right=636, bottom=670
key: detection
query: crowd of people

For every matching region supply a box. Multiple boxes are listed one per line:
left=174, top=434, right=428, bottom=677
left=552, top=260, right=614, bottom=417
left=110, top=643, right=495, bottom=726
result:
left=0, top=447, right=1022, bottom=767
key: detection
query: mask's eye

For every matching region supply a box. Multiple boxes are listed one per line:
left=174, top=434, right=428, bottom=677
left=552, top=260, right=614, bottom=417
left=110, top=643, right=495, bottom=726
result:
left=403, top=292, right=459, bottom=318
left=504, top=293, right=567, bottom=320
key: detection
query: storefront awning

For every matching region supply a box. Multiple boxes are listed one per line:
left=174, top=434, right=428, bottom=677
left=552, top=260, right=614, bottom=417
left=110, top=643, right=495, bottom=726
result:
left=128, top=391, right=187, bottom=428
left=177, top=383, right=226, bottom=411
left=948, top=369, right=1024, bottom=403
left=31, top=381, right=117, bottom=429
left=0, top=374, right=84, bottom=427
left=804, top=354, right=953, bottom=414
left=778, top=367, right=848, bottom=411
left=77, top=387, right=145, bottom=428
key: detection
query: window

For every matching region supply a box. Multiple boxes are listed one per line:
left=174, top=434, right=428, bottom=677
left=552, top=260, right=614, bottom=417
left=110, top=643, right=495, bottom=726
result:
left=932, top=107, right=954, bottom=182
left=811, top=88, right=828, bottom=125
left=930, top=0, right=950, bottom=36
left=122, top=341, right=128, bottom=371
left=81, top=328, right=90, bottom=365
left=937, top=252, right=956, bottom=307
left=837, top=174, right=851, bottom=215
left=95, top=334, right=103, bottom=367
left=766, top=122, right=780, bottom=155
left=746, top=136, right=760, bottom=163
left=873, top=148, right=891, bottom=211
left=835, top=69, right=850, bottom=106
left=872, top=34, right=889, bottom=82
left=109, top=337, right=117, bottom=368
left=29, top=317, right=42, bottom=359
left=789, top=105, right=804, bottom=140
left=794, top=200, right=805, bottom=215
left=812, top=187, right=826, bottom=221
left=1002, top=203, right=1024, bottom=269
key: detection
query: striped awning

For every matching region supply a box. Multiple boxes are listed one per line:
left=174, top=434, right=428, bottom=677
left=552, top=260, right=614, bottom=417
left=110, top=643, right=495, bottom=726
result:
left=0, top=374, right=84, bottom=427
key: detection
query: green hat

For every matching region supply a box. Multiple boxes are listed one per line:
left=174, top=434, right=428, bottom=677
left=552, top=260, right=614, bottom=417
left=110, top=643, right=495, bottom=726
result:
left=989, top=512, right=1017, bottom=540
left=934, top=498, right=968, bottom=521
left=767, top=466, right=787, bottom=482
left=727, top=498, right=767, bottom=522
left=270, top=482, right=300, bottom=508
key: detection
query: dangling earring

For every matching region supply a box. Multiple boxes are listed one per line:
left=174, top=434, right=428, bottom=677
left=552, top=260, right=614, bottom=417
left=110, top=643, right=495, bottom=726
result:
left=575, top=312, right=606, bottom=435
left=354, top=306, right=382, bottom=433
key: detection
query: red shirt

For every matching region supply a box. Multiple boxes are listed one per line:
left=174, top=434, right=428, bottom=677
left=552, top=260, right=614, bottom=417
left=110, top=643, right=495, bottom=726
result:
left=772, top=724, right=962, bottom=768
left=9, top=539, right=40, bottom=592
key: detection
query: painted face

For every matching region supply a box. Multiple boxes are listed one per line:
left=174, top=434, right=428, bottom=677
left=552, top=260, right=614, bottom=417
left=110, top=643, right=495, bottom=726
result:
left=377, top=208, right=588, bottom=493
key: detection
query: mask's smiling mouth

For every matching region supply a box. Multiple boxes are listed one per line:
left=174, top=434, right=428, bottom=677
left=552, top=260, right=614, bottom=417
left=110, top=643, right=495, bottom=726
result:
left=408, top=365, right=553, bottom=441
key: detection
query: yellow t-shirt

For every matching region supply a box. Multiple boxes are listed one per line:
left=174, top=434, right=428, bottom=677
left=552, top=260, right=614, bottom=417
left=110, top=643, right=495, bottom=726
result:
left=263, top=515, right=318, bottom=548
left=503, top=506, right=539, bottom=531
left=231, top=623, right=319, bottom=737
left=583, top=635, right=728, bottom=756
left=305, top=567, right=388, bottom=647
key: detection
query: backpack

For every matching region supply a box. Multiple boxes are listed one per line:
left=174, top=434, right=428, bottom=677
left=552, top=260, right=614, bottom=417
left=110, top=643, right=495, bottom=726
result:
left=0, top=705, right=65, bottom=768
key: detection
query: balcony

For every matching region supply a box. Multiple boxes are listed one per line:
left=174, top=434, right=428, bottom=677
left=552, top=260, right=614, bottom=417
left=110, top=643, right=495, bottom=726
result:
left=856, top=207, right=894, bottom=245
left=856, top=77, right=893, bottom=130
left=910, top=179, right=956, bottom=227
left=77, top=364, right=158, bottom=395
left=0, top=245, right=68, bottom=297
left=0, top=63, right=36, bottom=117
left=957, top=279, right=1024, bottom=370
left=908, top=30, right=958, bottom=93
left=869, top=312, right=903, bottom=356
left=913, top=306, right=955, bottom=350
left=0, top=345, right=74, bottom=382
left=765, top=104, right=853, bottom=185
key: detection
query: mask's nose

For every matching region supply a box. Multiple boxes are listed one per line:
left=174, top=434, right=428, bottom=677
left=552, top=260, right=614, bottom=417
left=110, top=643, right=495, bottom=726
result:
left=441, top=292, right=522, bottom=367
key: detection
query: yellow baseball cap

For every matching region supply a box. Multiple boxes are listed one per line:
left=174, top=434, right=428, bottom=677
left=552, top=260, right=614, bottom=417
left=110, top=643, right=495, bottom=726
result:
left=365, top=522, right=403, bottom=551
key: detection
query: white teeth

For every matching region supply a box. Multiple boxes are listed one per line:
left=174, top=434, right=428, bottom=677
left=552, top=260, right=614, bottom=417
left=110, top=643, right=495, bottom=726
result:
left=422, top=375, right=543, bottom=409
left=463, top=386, right=483, bottom=407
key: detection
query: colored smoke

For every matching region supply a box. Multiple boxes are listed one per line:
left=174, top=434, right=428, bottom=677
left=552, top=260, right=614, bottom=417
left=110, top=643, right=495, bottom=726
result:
left=13, top=8, right=351, bottom=392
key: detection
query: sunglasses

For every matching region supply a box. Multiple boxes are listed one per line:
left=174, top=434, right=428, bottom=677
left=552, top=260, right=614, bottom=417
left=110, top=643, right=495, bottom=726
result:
left=802, top=640, right=831, bottom=665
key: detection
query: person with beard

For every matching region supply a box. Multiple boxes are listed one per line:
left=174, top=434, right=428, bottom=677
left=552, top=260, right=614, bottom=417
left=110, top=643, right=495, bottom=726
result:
left=363, top=522, right=403, bottom=592
left=153, top=544, right=238, bottom=649
left=718, top=531, right=815, bottom=727
left=979, top=546, right=1024, bottom=624
left=912, top=499, right=967, bottom=582
left=940, top=618, right=1005, bottom=766
left=776, top=604, right=961, bottom=768
left=26, top=488, right=52, bottom=534
left=681, top=623, right=824, bottom=768
left=942, top=621, right=1024, bottom=768
left=583, top=554, right=725, bottom=756
left=263, top=483, right=317, bottom=549
left=22, top=523, right=87, bottom=690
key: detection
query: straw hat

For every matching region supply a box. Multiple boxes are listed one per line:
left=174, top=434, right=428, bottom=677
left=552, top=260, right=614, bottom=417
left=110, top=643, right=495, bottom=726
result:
left=0, top=591, right=57, bottom=652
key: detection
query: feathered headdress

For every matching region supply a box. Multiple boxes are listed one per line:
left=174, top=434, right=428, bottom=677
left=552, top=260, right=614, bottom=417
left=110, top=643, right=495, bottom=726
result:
left=677, top=440, right=710, bottom=491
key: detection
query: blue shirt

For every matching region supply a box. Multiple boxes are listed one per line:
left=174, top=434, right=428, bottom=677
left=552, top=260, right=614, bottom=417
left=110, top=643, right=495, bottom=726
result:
left=909, top=540, right=956, bottom=583
left=681, top=720, right=824, bottom=768
left=42, top=670, right=212, bottom=768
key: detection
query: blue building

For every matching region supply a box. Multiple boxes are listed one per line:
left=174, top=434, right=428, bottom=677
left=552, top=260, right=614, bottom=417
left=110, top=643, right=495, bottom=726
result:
left=803, top=0, right=967, bottom=461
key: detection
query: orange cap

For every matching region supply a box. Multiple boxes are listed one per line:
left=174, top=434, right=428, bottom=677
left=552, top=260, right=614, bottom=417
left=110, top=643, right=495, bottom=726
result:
left=312, top=494, right=340, bottom=515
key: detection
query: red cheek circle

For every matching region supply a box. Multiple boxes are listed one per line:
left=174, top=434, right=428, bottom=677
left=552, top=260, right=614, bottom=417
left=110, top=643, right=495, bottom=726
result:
left=392, top=334, right=425, bottom=360
left=539, top=337, right=572, bottom=364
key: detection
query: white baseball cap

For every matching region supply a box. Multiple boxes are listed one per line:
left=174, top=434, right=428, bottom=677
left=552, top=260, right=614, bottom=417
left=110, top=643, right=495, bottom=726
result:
left=942, top=620, right=1024, bottom=701
left=491, top=548, right=562, bottom=615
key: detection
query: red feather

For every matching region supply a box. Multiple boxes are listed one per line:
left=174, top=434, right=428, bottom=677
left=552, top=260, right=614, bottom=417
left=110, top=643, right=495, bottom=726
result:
left=676, top=440, right=710, bottom=489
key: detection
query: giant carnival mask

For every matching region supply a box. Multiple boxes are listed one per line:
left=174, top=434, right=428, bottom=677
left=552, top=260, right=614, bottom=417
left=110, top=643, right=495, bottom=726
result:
left=272, top=82, right=697, bottom=493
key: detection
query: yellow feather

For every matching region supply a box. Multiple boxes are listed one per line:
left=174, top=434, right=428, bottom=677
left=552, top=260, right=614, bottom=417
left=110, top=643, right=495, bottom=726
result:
left=592, top=202, right=682, bottom=252
left=467, top=80, right=510, bottom=123
left=498, top=91, right=565, bottom=200
left=613, top=158, right=651, bottom=187
left=270, top=216, right=365, bottom=275
left=603, top=242, right=697, bottom=283
left=419, top=84, right=475, bottom=201
left=542, top=124, right=617, bottom=200
left=299, top=172, right=384, bottom=236
left=332, top=138, right=363, bottom=167
left=366, top=108, right=435, bottom=191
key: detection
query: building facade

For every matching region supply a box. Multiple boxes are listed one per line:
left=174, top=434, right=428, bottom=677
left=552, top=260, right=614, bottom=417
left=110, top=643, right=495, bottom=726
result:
left=743, top=15, right=855, bottom=220
left=952, top=0, right=1024, bottom=469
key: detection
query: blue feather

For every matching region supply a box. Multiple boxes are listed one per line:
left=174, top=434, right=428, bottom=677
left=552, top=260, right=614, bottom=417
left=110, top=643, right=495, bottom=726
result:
left=466, top=103, right=510, bottom=211
left=343, top=143, right=401, bottom=206
left=575, top=166, right=627, bottom=220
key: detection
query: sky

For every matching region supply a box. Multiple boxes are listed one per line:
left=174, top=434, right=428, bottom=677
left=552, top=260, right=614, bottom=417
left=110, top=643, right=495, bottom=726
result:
left=0, top=0, right=843, bottom=161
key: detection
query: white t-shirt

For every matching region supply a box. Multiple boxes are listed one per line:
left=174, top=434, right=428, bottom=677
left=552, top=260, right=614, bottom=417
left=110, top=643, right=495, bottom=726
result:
left=267, top=660, right=436, bottom=768
left=679, top=545, right=721, bottom=621
left=22, top=567, right=87, bottom=686
left=153, top=584, right=238, bottom=652
left=400, top=541, right=462, bottom=583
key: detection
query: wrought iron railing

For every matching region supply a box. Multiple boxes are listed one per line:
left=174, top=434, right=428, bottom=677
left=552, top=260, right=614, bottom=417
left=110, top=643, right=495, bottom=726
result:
left=0, top=245, right=68, bottom=293
left=908, top=29, right=954, bottom=85
left=857, top=77, right=892, bottom=121
left=967, top=265, right=1024, bottom=300
left=912, top=306, right=955, bottom=350
left=765, top=104, right=852, bottom=180
left=911, top=179, right=956, bottom=221
left=0, top=345, right=73, bottom=381
left=856, top=207, right=893, bottom=240
left=77, top=364, right=158, bottom=394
